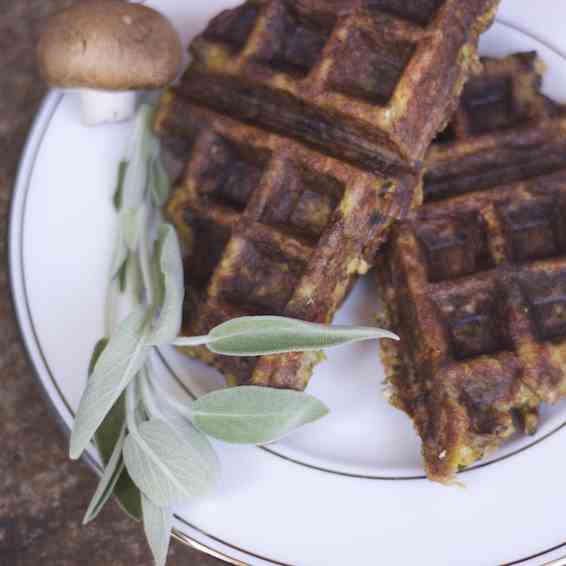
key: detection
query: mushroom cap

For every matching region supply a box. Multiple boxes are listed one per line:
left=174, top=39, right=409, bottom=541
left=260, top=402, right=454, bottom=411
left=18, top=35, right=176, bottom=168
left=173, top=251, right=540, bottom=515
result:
left=38, top=0, right=183, bottom=91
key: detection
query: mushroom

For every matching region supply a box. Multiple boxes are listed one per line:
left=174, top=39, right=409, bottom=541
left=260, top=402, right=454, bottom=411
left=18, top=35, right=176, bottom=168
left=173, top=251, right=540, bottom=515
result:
left=38, top=0, right=182, bottom=126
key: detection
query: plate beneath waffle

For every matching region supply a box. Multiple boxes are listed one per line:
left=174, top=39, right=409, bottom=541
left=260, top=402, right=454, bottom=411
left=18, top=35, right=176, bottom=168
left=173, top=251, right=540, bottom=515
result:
left=10, top=1, right=566, bottom=565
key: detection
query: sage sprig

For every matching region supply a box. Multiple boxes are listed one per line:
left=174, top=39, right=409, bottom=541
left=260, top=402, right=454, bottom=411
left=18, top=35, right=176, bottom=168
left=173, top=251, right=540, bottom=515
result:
left=174, top=315, right=398, bottom=356
left=70, top=306, right=150, bottom=459
left=148, top=224, right=184, bottom=346
left=83, top=425, right=127, bottom=524
left=142, top=495, right=173, bottom=566
left=123, top=417, right=219, bottom=507
left=87, top=339, right=142, bottom=520
left=148, top=145, right=172, bottom=208
left=72, top=104, right=398, bottom=566
left=192, top=386, right=329, bottom=444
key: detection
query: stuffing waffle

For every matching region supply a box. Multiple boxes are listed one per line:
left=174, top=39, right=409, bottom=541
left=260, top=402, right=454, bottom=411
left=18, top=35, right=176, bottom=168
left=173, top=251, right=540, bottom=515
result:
left=174, top=0, right=500, bottom=173
left=436, top=51, right=558, bottom=145
left=156, top=0, right=502, bottom=389
left=157, top=101, right=420, bottom=389
left=377, top=53, right=566, bottom=482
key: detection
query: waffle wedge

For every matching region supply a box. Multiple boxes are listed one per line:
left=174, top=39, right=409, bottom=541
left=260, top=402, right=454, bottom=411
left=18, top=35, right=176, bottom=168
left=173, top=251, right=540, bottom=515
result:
left=435, top=51, right=557, bottom=144
left=158, top=102, right=420, bottom=389
left=173, top=0, right=499, bottom=173
left=377, top=53, right=566, bottom=482
left=156, top=0, right=501, bottom=389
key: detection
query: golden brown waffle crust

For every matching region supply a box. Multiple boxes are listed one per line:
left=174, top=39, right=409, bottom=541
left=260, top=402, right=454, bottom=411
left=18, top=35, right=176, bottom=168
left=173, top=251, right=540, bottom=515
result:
left=377, top=56, right=566, bottom=482
left=154, top=0, right=501, bottom=392
left=178, top=0, right=500, bottom=172
left=157, top=100, right=421, bottom=389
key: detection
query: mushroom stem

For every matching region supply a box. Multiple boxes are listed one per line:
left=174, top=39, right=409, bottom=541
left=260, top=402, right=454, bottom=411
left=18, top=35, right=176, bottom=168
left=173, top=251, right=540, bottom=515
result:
left=79, top=90, right=137, bottom=126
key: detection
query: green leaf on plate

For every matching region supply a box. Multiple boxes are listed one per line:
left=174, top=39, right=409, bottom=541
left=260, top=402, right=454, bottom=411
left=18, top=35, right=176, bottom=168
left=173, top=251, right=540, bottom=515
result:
left=174, top=316, right=399, bottom=356
left=167, top=416, right=220, bottom=475
left=121, top=105, right=155, bottom=210
left=191, top=386, right=329, bottom=444
left=123, top=418, right=219, bottom=508
left=87, top=339, right=142, bottom=520
left=142, top=495, right=173, bottom=566
left=149, top=153, right=172, bottom=208
left=111, top=230, right=129, bottom=281
left=112, top=470, right=143, bottom=521
left=117, top=257, right=129, bottom=293
left=148, top=224, right=184, bottom=346
left=94, top=395, right=142, bottom=521
left=113, top=160, right=128, bottom=211
left=83, top=425, right=127, bottom=524
left=70, top=307, right=150, bottom=459
left=122, top=208, right=143, bottom=252
left=88, top=338, right=109, bottom=377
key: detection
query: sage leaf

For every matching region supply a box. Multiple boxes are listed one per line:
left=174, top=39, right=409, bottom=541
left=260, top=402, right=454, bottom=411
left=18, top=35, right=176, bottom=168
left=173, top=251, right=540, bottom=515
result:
left=83, top=426, right=126, bottom=525
left=192, top=386, right=329, bottom=444
left=93, top=395, right=142, bottom=521
left=167, top=416, right=220, bottom=478
left=88, top=338, right=109, bottom=376
left=111, top=230, right=129, bottom=280
left=70, top=307, right=150, bottom=459
left=148, top=224, right=184, bottom=346
left=112, top=471, right=143, bottom=521
left=113, top=160, right=128, bottom=211
left=174, top=316, right=399, bottom=356
left=118, top=257, right=129, bottom=293
left=94, top=396, right=124, bottom=464
left=123, top=419, right=219, bottom=507
left=128, top=253, right=145, bottom=305
left=149, top=153, right=171, bottom=208
left=122, top=105, right=154, bottom=210
left=88, top=339, right=142, bottom=520
left=122, top=208, right=143, bottom=251
left=142, top=495, right=173, bottom=566
left=87, top=337, right=124, bottom=463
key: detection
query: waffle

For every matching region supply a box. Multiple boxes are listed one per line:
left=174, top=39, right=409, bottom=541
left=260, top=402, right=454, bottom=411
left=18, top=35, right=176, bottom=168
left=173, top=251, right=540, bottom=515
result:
left=377, top=53, right=566, bottom=483
left=173, top=0, right=500, bottom=173
left=436, top=51, right=558, bottom=145
left=156, top=0, right=502, bottom=389
left=157, top=100, right=420, bottom=389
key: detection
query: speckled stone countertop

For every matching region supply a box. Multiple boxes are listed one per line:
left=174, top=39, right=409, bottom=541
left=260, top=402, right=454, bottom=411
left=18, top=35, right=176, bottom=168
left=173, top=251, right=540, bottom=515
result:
left=0, top=2, right=223, bottom=564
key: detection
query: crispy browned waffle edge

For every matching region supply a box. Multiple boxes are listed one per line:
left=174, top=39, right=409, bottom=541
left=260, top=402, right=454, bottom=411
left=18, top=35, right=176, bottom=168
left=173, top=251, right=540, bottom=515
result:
left=176, top=0, right=500, bottom=173
left=375, top=53, right=566, bottom=483
left=157, top=97, right=423, bottom=389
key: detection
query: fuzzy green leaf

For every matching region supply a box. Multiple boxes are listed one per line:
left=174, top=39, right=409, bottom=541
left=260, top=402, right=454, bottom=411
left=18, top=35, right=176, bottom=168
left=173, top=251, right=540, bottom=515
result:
left=70, top=307, right=150, bottom=459
left=174, top=316, right=398, bottom=356
left=123, top=419, right=219, bottom=508
left=142, top=495, right=172, bottom=566
left=121, top=105, right=155, bottom=210
left=149, top=153, right=172, bottom=208
left=122, top=208, right=143, bottom=252
left=113, top=160, right=128, bottom=211
left=192, top=386, right=329, bottom=444
left=148, top=224, right=184, bottom=346
left=110, top=231, right=129, bottom=281
left=87, top=339, right=142, bottom=520
left=117, top=258, right=129, bottom=293
left=88, top=338, right=109, bottom=376
left=83, top=426, right=126, bottom=524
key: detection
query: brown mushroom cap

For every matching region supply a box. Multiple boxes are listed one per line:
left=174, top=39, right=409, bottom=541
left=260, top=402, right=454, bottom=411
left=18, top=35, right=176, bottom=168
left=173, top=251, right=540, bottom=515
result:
left=38, top=0, right=183, bottom=91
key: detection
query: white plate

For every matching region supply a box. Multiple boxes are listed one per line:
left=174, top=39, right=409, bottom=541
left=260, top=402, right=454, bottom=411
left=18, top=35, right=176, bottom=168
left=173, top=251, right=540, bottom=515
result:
left=9, top=1, right=566, bottom=564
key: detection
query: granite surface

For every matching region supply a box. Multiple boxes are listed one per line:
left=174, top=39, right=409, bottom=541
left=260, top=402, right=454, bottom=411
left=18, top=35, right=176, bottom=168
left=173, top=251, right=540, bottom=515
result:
left=0, top=1, right=224, bottom=564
